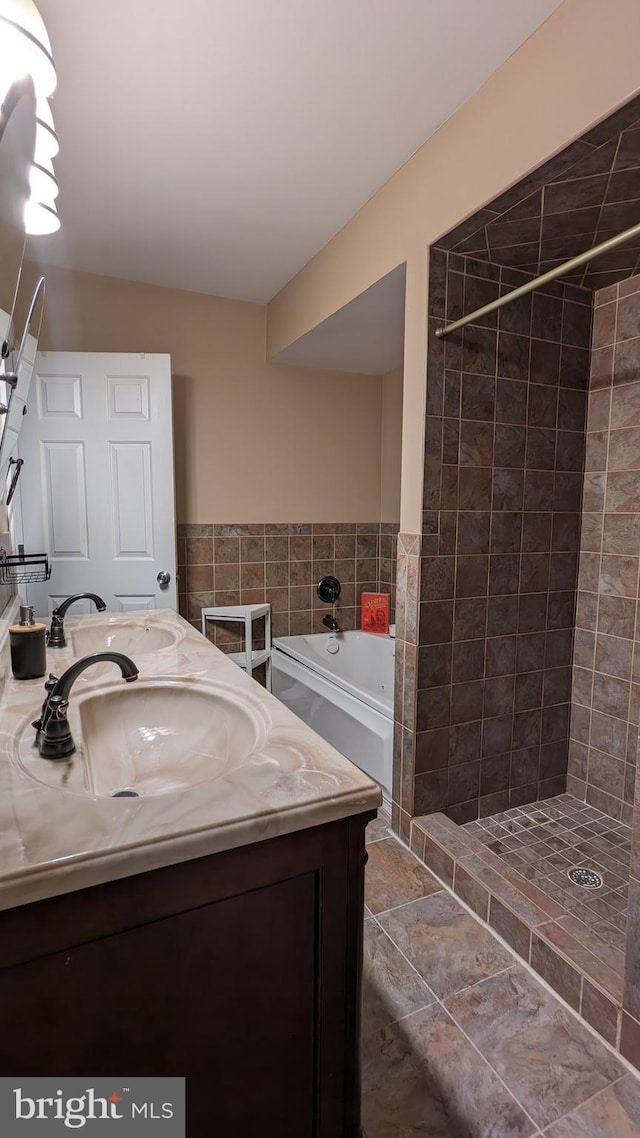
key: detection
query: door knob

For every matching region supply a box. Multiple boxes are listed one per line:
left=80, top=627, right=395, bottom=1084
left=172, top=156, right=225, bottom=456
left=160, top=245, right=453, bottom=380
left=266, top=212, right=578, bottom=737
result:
left=157, top=570, right=171, bottom=588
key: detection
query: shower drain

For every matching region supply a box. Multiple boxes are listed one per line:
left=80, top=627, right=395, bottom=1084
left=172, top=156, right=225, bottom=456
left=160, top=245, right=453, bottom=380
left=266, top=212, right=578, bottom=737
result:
left=567, top=866, right=603, bottom=889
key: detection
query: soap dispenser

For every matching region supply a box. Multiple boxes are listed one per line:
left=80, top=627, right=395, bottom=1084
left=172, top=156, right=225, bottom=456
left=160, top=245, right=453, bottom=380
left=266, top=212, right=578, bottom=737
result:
left=10, top=605, right=47, bottom=680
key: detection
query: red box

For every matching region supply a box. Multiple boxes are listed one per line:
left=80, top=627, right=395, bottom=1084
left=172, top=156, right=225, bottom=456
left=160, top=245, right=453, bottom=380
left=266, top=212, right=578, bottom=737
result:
left=361, top=592, right=390, bottom=635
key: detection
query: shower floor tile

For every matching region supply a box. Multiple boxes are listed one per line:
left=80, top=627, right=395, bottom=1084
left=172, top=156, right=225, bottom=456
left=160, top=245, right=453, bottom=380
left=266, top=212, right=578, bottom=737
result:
left=463, top=793, right=631, bottom=955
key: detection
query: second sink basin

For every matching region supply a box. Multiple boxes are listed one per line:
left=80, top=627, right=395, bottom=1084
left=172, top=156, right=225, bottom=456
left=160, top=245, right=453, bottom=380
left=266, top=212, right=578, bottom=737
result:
left=78, top=678, right=270, bottom=797
left=71, top=620, right=178, bottom=657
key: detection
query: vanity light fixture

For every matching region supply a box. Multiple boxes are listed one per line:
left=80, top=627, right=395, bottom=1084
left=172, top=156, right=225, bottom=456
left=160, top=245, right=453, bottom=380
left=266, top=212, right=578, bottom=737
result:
left=0, top=0, right=61, bottom=234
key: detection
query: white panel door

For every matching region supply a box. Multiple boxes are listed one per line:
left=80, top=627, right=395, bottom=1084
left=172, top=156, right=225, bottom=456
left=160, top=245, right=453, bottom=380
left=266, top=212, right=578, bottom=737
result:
left=18, top=352, right=176, bottom=617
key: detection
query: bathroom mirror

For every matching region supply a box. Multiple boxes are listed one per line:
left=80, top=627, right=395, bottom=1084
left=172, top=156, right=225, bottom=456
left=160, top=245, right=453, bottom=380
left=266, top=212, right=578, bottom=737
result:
left=0, top=77, right=37, bottom=496
left=0, top=275, right=45, bottom=498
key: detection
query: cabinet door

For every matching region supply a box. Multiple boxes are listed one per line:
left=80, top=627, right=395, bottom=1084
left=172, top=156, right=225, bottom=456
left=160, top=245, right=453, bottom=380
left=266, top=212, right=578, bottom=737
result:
left=0, top=873, right=317, bottom=1137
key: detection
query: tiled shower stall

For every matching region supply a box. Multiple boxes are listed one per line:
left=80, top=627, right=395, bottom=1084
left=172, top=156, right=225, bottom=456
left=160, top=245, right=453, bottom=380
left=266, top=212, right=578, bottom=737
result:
left=392, top=92, right=640, bottom=1068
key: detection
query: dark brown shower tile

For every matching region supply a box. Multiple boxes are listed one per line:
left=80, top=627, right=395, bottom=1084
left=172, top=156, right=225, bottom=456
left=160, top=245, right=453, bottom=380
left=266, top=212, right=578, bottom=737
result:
left=530, top=337, right=561, bottom=385
left=460, top=372, right=495, bottom=421
left=486, top=635, right=516, bottom=677
left=547, top=591, right=574, bottom=629
left=495, top=424, right=526, bottom=468
left=532, top=292, right=563, bottom=341
left=521, top=553, right=551, bottom=593
left=487, top=594, right=519, bottom=636
left=545, top=173, right=608, bottom=215
left=418, top=643, right=452, bottom=690
left=443, top=722, right=480, bottom=768
left=541, top=702, right=570, bottom=742
left=456, top=512, right=490, bottom=555
left=558, top=388, right=587, bottom=432
left=458, top=466, right=492, bottom=510
left=614, top=334, right=640, bottom=389
left=459, top=420, right=493, bottom=466
left=414, top=769, right=449, bottom=813
left=524, top=470, right=554, bottom=511
left=452, top=639, right=485, bottom=683
left=420, top=556, right=455, bottom=601
left=551, top=513, right=581, bottom=551
left=484, top=675, right=515, bottom=718
left=415, top=727, right=449, bottom=775
left=451, top=681, right=485, bottom=725
left=214, top=536, right=240, bottom=564
left=493, top=468, right=525, bottom=510
left=417, top=686, right=451, bottom=730
left=512, top=709, right=542, bottom=749
left=517, top=633, right=546, bottom=673
left=463, top=325, right=497, bottom=376
left=492, top=512, right=523, bottom=554
left=592, top=672, right=630, bottom=720
left=528, top=384, right=557, bottom=429
left=553, top=472, right=583, bottom=512
left=526, top=427, right=556, bottom=470
left=489, top=554, right=520, bottom=595
left=482, top=715, right=512, bottom=759
left=545, top=628, right=573, bottom=668
left=560, top=345, right=590, bottom=390
left=514, top=591, right=546, bottom=637
left=419, top=601, right=453, bottom=645
left=454, top=597, right=487, bottom=641
left=335, top=533, right=356, bottom=558
left=496, top=377, right=527, bottom=424
left=449, top=760, right=481, bottom=805
left=515, top=671, right=544, bottom=712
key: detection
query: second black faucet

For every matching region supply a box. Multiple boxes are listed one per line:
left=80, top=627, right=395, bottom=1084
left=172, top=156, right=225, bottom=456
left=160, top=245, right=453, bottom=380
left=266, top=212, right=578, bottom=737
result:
left=48, top=592, right=107, bottom=649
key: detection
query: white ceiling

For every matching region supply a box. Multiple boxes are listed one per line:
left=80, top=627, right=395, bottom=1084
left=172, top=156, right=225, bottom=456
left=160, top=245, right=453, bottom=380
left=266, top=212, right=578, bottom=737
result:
left=275, top=264, right=406, bottom=375
left=32, top=0, right=563, bottom=304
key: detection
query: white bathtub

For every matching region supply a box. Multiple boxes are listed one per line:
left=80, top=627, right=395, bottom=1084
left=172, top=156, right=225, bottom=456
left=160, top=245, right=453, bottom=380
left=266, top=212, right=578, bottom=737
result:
left=271, top=631, right=395, bottom=800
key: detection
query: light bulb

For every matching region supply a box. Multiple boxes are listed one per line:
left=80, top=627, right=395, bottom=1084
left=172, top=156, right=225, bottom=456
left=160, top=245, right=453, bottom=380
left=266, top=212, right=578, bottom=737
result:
left=0, top=0, right=56, bottom=97
left=24, top=198, right=59, bottom=235
left=35, top=99, right=59, bottom=160
left=29, top=157, right=58, bottom=201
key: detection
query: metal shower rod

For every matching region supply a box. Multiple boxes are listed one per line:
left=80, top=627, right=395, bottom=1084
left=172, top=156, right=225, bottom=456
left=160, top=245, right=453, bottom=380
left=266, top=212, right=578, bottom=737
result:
left=434, top=219, right=640, bottom=339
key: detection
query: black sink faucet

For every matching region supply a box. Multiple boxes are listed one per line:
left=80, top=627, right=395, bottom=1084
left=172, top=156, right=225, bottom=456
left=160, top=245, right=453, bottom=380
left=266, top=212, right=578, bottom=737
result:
left=47, top=593, right=107, bottom=649
left=322, top=613, right=341, bottom=633
left=33, top=652, right=139, bottom=759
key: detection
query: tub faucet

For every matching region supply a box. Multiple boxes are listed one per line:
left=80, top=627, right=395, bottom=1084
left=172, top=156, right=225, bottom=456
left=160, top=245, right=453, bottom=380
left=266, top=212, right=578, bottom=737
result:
left=322, top=614, right=341, bottom=634
left=47, top=592, right=107, bottom=649
left=33, top=652, right=139, bottom=759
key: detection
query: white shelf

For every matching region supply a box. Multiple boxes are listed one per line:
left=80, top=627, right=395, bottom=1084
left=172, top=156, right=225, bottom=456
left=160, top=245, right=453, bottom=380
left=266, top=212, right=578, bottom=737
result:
left=201, top=603, right=271, bottom=690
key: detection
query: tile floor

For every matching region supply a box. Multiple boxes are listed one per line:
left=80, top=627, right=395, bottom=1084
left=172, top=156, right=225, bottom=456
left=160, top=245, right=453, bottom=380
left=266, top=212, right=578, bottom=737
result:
left=362, top=816, right=640, bottom=1136
left=463, top=794, right=630, bottom=955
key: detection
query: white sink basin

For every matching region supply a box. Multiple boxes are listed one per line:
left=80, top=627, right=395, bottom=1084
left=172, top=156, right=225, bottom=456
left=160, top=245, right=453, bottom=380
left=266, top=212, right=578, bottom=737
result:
left=77, top=679, right=270, bottom=797
left=71, top=621, right=178, bottom=656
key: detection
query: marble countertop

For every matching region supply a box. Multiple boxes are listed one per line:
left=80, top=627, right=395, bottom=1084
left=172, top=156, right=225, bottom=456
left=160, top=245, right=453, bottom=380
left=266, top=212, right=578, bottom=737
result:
left=0, top=601, right=380, bottom=911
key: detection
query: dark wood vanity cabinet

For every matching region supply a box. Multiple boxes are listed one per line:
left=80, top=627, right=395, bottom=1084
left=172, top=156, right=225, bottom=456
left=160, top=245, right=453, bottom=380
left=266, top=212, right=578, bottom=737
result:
left=0, top=811, right=374, bottom=1137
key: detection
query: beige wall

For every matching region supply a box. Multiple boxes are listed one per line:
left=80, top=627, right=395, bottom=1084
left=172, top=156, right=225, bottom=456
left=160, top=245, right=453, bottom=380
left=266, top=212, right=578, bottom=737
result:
left=23, top=261, right=384, bottom=525
left=380, top=367, right=402, bottom=522
left=266, top=0, right=640, bottom=531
